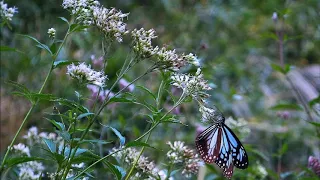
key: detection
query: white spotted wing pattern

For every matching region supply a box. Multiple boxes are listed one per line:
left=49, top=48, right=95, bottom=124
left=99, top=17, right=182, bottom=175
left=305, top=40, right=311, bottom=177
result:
left=196, top=122, right=248, bottom=179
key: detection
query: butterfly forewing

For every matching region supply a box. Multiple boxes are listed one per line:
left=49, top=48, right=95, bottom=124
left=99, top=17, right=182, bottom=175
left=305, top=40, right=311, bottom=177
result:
left=196, top=125, right=219, bottom=163
left=223, top=125, right=249, bottom=169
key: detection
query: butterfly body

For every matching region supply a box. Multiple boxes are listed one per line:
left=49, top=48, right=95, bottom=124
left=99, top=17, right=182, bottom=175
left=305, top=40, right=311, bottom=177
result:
left=196, top=118, right=248, bottom=179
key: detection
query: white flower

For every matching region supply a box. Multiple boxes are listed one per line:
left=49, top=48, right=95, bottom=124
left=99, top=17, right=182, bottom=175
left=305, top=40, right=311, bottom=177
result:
left=18, top=161, right=45, bottom=180
left=111, top=147, right=158, bottom=178
left=92, top=7, right=129, bottom=42
left=67, top=62, right=107, bottom=87
left=0, top=1, right=18, bottom=22
left=13, top=143, right=30, bottom=156
left=171, top=68, right=211, bottom=99
left=131, top=28, right=159, bottom=58
left=62, top=0, right=99, bottom=25
left=166, top=141, right=203, bottom=178
left=47, top=28, right=56, bottom=38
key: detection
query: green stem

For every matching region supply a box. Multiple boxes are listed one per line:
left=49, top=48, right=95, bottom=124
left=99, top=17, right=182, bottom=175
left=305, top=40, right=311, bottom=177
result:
left=0, top=29, right=70, bottom=172
left=61, top=65, right=154, bottom=179
left=73, top=148, right=124, bottom=179
left=125, top=92, right=186, bottom=179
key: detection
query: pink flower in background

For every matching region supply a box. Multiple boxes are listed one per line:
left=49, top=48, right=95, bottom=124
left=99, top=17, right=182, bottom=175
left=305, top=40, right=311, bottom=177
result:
left=91, top=55, right=104, bottom=68
left=119, top=78, right=135, bottom=92
left=308, top=156, right=320, bottom=177
left=87, top=84, right=106, bottom=101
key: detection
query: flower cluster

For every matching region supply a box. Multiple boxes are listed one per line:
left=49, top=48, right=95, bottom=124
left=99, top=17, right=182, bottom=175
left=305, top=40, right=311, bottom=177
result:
left=132, top=28, right=159, bottom=59
left=62, top=0, right=99, bottom=25
left=62, top=0, right=129, bottom=42
left=0, top=1, right=18, bottom=22
left=18, top=161, right=45, bottom=180
left=111, top=147, right=159, bottom=179
left=156, top=47, right=199, bottom=71
left=47, top=28, right=56, bottom=38
left=22, top=126, right=63, bottom=146
left=12, top=143, right=30, bottom=156
left=92, top=7, right=129, bottom=42
left=308, top=156, right=320, bottom=177
left=166, top=141, right=203, bottom=178
left=171, top=68, right=211, bottom=99
left=67, top=62, right=107, bottom=87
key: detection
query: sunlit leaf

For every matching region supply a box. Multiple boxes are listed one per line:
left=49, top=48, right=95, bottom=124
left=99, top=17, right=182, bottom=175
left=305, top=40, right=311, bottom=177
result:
left=43, top=138, right=56, bottom=153
left=270, top=103, right=303, bottom=111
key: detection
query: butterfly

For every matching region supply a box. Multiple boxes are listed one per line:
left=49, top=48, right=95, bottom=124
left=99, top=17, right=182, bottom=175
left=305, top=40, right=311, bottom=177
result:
left=195, top=105, right=248, bottom=179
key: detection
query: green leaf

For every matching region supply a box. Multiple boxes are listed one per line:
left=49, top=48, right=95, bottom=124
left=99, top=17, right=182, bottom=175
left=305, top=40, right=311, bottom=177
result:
left=105, top=161, right=126, bottom=180
left=53, top=60, right=78, bottom=69
left=56, top=130, right=71, bottom=142
left=71, top=151, right=100, bottom=164
left=50, top=43, right=57, bottom=55
left=5, top=157, right=45, bottom=168
left=308, top=121, right=320, bottom=127
left=77, top=113, right=94, bottom=120
left=270, top=103, right=303, bottom=111
left=58, top=17, right=69, bottom=25
left=309, top=96, right=320, bottom=107
left=43, top=138, right=56, bottom=153
left=21, top=34, right=52, bottom=55
left=104, top=125, right=125, bottom=146
left=1, top=46, right=17, bottom=52
left=271, top=63, right=286, bottom=74
left=109, top=97, right=135, bottom=103
left=125, top=141, right=156, bottom=149
left=73, top=138, right=112, bottom=145
left=47, top=119, right=65, bottom=131
left=136, top=85, right=156, bottom=100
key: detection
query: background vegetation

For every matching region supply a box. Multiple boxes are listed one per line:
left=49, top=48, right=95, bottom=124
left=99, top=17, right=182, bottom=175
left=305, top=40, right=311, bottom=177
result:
left=1, top=0, right=319, bottom=179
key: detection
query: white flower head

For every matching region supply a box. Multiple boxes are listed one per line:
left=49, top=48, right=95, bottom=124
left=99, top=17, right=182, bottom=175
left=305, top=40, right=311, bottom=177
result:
left=166, top=141, right=203, bottom=178
left=0, top=1, right=18, bottom=22
left=132, top=28, right=159, bottom=59
left=92, top=6, right=129, bottom=42
left=47, top=28, right=56, bottom=38
left=18, top=161, right=45, bottom=180
left=12, top=143, right=30, bottom=156
left=171, top=68, right=211, bottom=99
left=67, top=62, right=107, bottom=87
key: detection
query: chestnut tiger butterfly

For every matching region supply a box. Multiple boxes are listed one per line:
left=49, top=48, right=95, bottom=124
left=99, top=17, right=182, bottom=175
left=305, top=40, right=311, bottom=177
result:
left=195, top=105, right=248, bottom=179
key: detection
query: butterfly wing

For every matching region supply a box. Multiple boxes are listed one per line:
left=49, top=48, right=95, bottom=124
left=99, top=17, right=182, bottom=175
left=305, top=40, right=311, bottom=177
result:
left=196, top=125, right=222, bottom=163
left=222, top=124, right=249, bottom=169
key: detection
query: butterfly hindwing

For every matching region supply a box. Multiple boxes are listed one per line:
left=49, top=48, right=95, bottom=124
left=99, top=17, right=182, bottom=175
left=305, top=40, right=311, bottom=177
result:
left=223, top=124, right=249, bottom=169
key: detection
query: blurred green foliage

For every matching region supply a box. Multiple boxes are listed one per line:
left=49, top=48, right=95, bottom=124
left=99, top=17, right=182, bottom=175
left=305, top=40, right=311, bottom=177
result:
left=1, top=0, right=320, bottom=179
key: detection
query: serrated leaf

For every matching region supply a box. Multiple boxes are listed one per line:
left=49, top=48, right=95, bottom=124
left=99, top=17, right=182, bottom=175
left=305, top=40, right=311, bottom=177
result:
left=47, top=119, right=65, bottom=131
left=136, top=85, right=156, bottom=100
left=43, top=138, right=56, bottom=153
left=270, top=103, right=303, bottom=111
left=53, top=60, right=78, bottom=69
left=77, top=113, right=94, bottom=120
left=58, top=17, right=69, bottom=25
left=5, top=157, right=45, bottom=168
left=125, top=141, right=156, bottom=149
left=21, top=35, right=52, bottom=55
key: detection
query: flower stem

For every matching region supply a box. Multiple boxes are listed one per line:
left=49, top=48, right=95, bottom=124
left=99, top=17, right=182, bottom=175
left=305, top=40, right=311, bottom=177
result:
left=0, top=29, right=70, bottom=172
left=125, top=92, right=186, bottom=179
